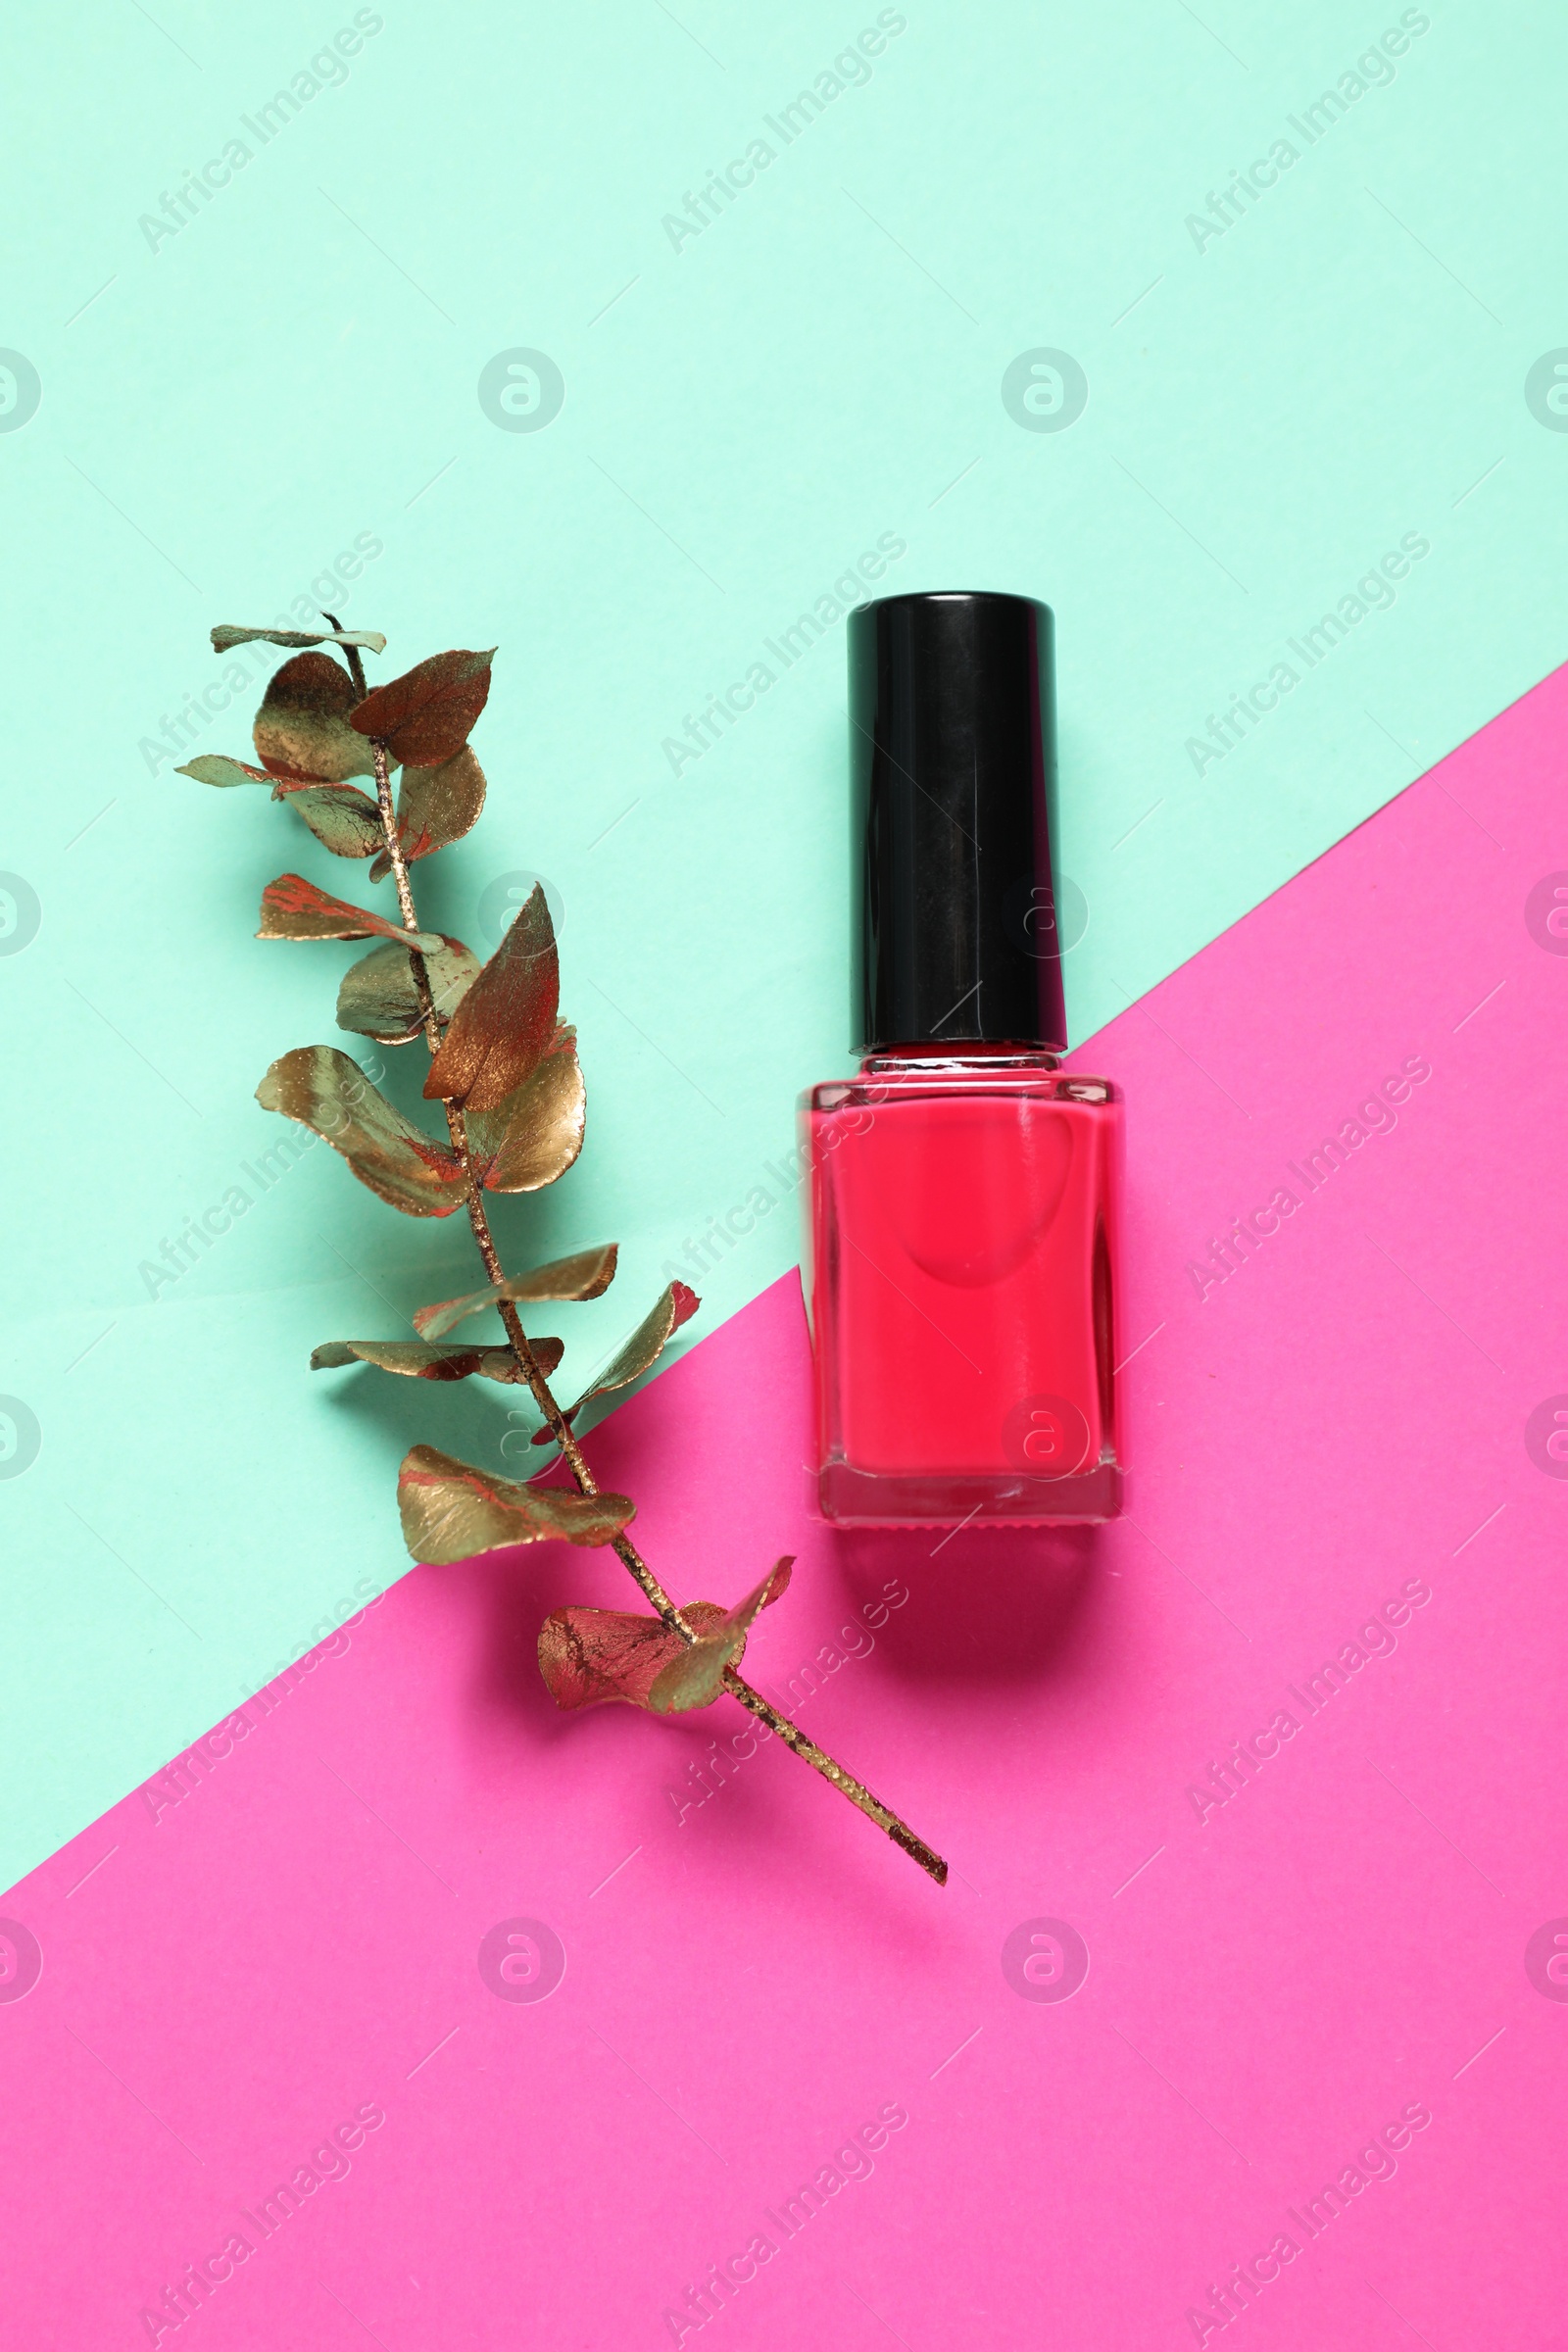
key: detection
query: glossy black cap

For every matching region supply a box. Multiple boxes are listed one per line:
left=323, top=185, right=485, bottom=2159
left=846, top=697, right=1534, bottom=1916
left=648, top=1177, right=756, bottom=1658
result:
left=849, top=590, right=1065, bottom=1053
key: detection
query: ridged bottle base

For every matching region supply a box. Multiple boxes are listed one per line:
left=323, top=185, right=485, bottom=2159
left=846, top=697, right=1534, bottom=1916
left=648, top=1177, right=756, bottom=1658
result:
left=816, top=1454, right=1121, bottom=1530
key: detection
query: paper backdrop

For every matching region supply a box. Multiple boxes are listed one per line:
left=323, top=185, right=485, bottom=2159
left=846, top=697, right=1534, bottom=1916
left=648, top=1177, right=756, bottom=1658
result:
left=2, top=654, right=1565, bottom=2349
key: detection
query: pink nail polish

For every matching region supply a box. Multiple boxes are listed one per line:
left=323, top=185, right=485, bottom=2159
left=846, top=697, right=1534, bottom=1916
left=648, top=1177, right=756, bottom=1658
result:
left=801, top=592, right=1123, bottom=1528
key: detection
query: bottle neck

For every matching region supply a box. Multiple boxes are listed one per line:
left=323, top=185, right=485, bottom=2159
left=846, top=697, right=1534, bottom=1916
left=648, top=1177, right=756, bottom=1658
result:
left=858, top=1040, right=1063, bottom=1073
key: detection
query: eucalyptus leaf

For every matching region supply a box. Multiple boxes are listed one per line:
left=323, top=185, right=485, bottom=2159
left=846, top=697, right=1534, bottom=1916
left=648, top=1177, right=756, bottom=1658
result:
left=398, top=1443, right=633, bottom=1564
left=256, top=1046, right=466, bottom=1217
left=532, top=1281, right=700, bottom=1444
left=336, top=937, right=479, bottom=1045
left=423, top=884, right=558, bottom=1111
left=538, top=1600, right=727, bottom=1714
left=468, top=1024, right=584, bottom=1193
left=258, top=873, right=441, bottom=952
left=537, top=1559, right=792, bottom=1715
left=176, top=754, right=273, bottom=788
left=649, top=1559, right=794, bottom=1713
left=351, top=647, right=495, bottom=767
left=414, top=1244, right=618, bottom=1341
left=213, top=625, right=387, bottom=654
left=272, top=780, right=384, bottom=859
left=368, top=745, right=486, bottom=881
left=310, top=1338, right=563, bottom=1383
left=254, top=651, right=380, bottom=784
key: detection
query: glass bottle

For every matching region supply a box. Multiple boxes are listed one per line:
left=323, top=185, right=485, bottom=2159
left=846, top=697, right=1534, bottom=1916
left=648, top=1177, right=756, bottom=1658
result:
left=800, top=591, right=1123, bottom=1528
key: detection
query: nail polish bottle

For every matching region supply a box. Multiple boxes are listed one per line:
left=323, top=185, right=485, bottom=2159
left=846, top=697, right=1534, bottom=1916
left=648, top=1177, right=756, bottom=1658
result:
left=800, top=591, right=1122, bottom=1528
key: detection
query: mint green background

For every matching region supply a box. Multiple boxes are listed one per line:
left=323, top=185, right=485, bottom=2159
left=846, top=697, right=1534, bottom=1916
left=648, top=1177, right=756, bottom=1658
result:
left=3, top=0, right=1565, bottom=1886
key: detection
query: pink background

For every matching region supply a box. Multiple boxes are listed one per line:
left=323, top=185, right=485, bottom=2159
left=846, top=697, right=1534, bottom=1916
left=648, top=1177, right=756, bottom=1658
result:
left=4, top=667, right=1567, bottom=2348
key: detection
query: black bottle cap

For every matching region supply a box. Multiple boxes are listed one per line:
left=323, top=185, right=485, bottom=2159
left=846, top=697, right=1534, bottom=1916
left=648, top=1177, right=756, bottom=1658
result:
left=849, top=590, right=1066, bottom=1053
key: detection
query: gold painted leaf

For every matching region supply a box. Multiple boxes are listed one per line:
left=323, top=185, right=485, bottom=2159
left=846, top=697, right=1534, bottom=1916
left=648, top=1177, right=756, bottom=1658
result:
left=468, top=1024, right=584, bottom=1193
left=212, top=624, right=387, bottom=655
left=336, top=937, right=479, bottom=1045
left=310, top=1338, right=562, bottom=1383
left=182, top=751, right=383, bottom=857
left=538, top=1559, right=792, bottom=1715
left=256, top=1046, right=466, bottom=1217
left=398, top=1444, right=633, bottom=1564
left=177, top=754, right=273, bottom=787
left=350, top=648, right=495, bottom=767
left=254, top=651, right=379, bottom=784
left=271, top=780, right=384, bottom=859
left=539, top=1601, right=726, bottom=1713
left=258, top=873, right=441, bottom=952
left=368, top=746, right=486, bottom=881
left=532, top=1281, right=700, bottom=1445
left=423, top=884, right=558, bottom=1111
left=414, top=1244, right=618, bottom=1341
left=648, top=1559, right=794, bottom=1713
left=178, top=753, right=383, bottom=856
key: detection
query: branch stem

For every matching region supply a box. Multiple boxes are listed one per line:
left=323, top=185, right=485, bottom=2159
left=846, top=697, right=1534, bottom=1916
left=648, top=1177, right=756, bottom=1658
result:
left=364, top=734, right=946, bottom=1886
